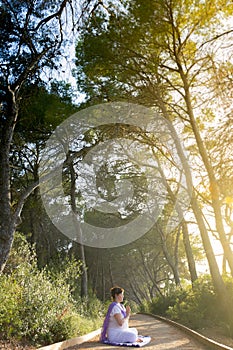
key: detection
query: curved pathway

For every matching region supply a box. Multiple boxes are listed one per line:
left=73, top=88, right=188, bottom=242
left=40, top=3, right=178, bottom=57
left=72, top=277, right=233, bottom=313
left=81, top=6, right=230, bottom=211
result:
left=67, top=314, right=213, bottom=350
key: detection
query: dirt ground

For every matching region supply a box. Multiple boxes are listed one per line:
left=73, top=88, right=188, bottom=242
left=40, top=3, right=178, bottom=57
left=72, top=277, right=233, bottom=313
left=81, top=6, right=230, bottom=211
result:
left=67, top=314, right=233, bottom=350
left=1, top=315, right=233, bottom=349
left=0, top=338, right=36, bottom=350
left=200, top=326, right=233, bottom=348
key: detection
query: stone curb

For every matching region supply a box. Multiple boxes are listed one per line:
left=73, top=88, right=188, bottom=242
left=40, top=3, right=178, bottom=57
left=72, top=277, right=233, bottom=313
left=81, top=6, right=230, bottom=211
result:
left=37, top=313, right=233, bottom=350
left=37, top=328, right=101, bottom=350
left=141, top=313, right=233, bottom=350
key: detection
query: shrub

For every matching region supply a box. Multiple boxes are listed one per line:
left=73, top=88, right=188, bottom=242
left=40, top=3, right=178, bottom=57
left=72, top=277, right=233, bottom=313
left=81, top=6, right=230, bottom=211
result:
left=139, top=299, right=151, bottom=313
left=0, top=233, right=103, bottom=346
left=166, top=276, right=220, bottom=329
left=148, top=288, right=188, bottom=316
left=142, top=276, right=230, bottom=331
left=18, top=269, right=76, bottom=343
left=0, top=275, right=23, bottom=337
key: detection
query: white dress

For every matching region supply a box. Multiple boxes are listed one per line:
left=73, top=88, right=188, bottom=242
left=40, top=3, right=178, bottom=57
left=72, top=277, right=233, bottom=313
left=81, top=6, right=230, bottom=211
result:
left=107, top=303, right=138, bottom=343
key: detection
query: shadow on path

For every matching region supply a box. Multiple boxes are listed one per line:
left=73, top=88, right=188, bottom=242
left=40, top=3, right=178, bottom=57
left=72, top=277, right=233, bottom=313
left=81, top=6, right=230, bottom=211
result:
left=67, top=314, right=209, bottom=350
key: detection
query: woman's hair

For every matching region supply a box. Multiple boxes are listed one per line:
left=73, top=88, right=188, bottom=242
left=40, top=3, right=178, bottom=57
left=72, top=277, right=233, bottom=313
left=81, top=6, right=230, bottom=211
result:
left=110, top=286, right=124, bottom=300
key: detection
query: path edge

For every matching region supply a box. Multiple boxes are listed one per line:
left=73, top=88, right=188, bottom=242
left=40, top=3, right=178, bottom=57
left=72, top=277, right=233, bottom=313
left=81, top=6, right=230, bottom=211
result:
left=37, top=313, right=233, bottom=350
left=37, top=328, right=101, bottom=350
left=140, top=313, right=233, bottom=350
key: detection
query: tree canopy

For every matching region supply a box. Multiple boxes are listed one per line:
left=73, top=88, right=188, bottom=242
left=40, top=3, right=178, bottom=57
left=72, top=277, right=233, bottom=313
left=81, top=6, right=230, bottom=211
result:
left=1, top=0, right=233, bottom=322
left=0, top=0, right=104, bottom=271
left=73, top=0, right=233, bottom=311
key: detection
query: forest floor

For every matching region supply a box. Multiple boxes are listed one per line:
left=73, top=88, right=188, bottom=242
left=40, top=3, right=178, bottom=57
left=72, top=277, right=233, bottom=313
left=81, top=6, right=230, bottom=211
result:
left=1, top=324, right=233, bottom=349
left=200, top=325, right=233, bottom=348
left=0, top=338, right=36, bottom=349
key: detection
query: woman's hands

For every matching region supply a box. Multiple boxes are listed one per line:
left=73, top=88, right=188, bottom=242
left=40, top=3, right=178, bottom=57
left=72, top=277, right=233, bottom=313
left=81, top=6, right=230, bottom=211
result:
left=114, top=305, right=131, bottom=326
left=126, top=305, right=131, bottom=317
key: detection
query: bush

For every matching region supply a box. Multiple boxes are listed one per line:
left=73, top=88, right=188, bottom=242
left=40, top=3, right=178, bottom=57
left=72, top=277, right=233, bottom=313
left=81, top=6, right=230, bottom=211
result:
left=139, top=299, right=151, bottom=314
left=0, top=275, right=23, bottom=337
left=77, top=293, right=105, bottom=319
left=163, top=276, right=220, bottom=330
left=147, top=288, right=188, bottom=316
left=0, top=233, right=103, bottom=346
left=141, top=276, right=233, bottom=331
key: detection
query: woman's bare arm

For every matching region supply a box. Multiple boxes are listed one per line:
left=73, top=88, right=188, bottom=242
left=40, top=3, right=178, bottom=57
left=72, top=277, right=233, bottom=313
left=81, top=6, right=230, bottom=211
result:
left=114, top=305, right=131, bottom=326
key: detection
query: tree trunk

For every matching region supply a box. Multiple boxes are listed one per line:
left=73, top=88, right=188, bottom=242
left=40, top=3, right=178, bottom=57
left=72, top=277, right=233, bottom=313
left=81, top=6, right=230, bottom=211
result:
left=139, top=249, right=163, bottom=298
left=109, top=260, right=114, bottom=287
left=180, top=72, right=233, bottom=276
left=69, top=153, right=88, bottom=299
left=0, top=90, right=18, bottom=272
left=160, top=70, right=229, bottom=308
left=182, top=221, right=198, bottom=284
left=102, top=263, right=106, bottom=302
left=191, top=193, right=233, bottom=326
left=157, top=223, right=181, bottom=286
left=0, top=0, right=98, bottom=273
left=129, top=281, right=143, bottom=304
left=191, top=195, right=226, bottom=293
left=79, top=242, right=88, bottom=298
left=156, top=156, right=197, bottom=285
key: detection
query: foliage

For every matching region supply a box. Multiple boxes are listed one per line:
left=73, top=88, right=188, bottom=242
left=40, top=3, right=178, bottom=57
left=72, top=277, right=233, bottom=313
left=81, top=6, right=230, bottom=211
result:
left=46, top=254, right=83, bottom=299
left=0, top=0, right=99, bottom=276
left=0, top=275, right=23, bottom=338
left=144, top=275, right=233, bottom=332
left=139, top=299, right=151, bottom=314
left=221, top=276, right=233, bottom=335
left=0, top=0, right=74, bottom=85
left=0, top=234, right=103, bottom=346
left=141, top=287, right=188, bottom=317
left=78, top=293, right=106, bottom=319
left=165, top=276, right=219, bottom=329
left=73, top=0, right=233, bottom=307
left=75, top=0, right=233, bottom=107
left=10, top=81, right=79, bottom=267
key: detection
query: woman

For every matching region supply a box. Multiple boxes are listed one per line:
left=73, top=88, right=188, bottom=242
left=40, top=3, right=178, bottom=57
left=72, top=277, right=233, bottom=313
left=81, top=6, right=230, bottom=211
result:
left=100, top=286, right=139, bottom=343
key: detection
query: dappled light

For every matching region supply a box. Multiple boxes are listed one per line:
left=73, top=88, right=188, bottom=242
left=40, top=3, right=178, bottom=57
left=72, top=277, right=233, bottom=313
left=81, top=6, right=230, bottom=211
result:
left=0, top=0, right=233, bottom=348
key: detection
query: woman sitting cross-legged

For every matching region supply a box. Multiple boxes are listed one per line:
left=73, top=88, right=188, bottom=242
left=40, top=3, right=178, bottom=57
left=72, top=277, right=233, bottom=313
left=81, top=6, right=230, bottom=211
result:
left=100, top=286, right=140, bottom=344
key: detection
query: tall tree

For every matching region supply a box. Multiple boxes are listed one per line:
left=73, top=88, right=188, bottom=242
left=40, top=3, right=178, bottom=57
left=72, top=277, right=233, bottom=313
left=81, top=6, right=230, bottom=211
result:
left=74, top=0, right=233, bottom=286
left=77, top=1, right=232, bottom=261
left=0, top=0, right=105, bottom=272
left=12, top=82, right=77, bottom=266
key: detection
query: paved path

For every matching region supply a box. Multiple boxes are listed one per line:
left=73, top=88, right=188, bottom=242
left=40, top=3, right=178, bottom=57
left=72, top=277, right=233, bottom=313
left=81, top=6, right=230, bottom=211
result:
left=68, top=314, right=209, bottom=350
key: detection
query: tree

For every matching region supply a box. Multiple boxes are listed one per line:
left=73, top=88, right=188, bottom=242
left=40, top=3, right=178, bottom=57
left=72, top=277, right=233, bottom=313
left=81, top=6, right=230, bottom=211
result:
left=0, top=0, right=107, bottom=272
left=12, top=82, right=77, bottom=266
left=74, top=0, right=233, bottom=313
